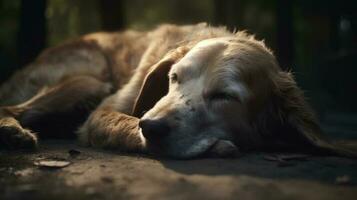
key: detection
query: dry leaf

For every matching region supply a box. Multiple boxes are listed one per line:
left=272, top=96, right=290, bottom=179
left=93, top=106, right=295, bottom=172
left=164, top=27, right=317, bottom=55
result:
left=34, top=160, right=71, bottom=168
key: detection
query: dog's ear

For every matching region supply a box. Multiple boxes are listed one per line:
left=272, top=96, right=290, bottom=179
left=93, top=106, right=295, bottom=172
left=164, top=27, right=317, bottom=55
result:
left=132, top=59, right=174, bottom=118
left=272, top=71, right=357, bottom=157
left=132, top=47, right=188, bottom=118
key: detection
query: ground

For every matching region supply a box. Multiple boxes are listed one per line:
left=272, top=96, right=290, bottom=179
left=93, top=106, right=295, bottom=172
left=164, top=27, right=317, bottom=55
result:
left=1, top=140, right=357, bottom=200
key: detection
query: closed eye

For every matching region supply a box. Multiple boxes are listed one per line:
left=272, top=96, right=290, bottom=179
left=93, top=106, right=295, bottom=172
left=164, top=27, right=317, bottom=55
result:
left=170, top=73, right=179, bottom=84
left=208, top=92, right=240, bottom=102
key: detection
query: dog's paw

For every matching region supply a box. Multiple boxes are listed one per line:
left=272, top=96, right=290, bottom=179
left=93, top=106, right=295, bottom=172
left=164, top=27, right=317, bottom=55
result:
left=0, top=118, right=38, bottom=150
left=208, top=140, right=242, bottom=158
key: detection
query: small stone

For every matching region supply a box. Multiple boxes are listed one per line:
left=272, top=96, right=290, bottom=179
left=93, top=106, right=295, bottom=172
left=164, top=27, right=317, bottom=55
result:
left=68, top=149, right=81, bottom=157
left=278, top=154, right=309, bottom=161
left=14, top=168, right=34, bottom=176
left=178, top=177, right=187, bottom=183
left=8, top=167, right=14, bottom=173
left=101, top=176, right=114, bottom=183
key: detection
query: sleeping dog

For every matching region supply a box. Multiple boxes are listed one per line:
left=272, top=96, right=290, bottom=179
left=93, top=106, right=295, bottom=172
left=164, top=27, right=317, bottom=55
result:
left=0, top=23, right=355, bottom=158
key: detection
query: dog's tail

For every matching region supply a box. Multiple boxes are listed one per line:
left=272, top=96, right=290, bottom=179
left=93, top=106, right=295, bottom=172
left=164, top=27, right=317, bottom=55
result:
left=303, top=130, right=357, bottom=158
left=322, top=140, right=357, bottom=158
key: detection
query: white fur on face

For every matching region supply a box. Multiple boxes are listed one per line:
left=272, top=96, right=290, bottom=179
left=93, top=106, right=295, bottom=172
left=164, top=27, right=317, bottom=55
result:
left=143, top=38, right=234, bottom=119
left=141, top=37, right=250, bottom=158
left=172, top=38, right=232, bottom=80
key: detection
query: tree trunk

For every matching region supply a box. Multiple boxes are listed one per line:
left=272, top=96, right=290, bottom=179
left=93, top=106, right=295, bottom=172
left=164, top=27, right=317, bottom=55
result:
left=276, top=0, right=294, bottom=70
left=214, top=0, right=243, bottom=31
left=99, top=0, right=125, bottom=31
left=18, top=0, right=47, bottom=66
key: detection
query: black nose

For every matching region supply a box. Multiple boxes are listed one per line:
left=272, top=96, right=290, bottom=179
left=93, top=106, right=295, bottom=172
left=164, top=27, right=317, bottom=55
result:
left=139, top=119, right=170, bottom=141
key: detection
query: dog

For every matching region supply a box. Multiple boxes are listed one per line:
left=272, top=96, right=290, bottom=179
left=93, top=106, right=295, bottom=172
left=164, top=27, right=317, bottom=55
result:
left=0, top=23, right=355, bottom=158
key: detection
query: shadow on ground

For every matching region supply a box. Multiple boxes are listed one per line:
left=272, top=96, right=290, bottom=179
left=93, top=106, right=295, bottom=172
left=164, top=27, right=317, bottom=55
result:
left=1, top=140, right=357, bottom=200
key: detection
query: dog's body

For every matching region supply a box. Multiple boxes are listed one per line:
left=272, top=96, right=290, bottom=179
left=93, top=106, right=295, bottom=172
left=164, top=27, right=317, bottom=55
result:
left=0, top=23, right=355, bottom=158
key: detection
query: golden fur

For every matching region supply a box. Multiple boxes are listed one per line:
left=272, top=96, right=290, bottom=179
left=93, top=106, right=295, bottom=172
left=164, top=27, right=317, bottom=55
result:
left=0, top=23, right=355, bottom=158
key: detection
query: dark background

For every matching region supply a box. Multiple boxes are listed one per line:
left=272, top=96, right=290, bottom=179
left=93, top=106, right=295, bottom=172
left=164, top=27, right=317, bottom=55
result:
left=0, top=0, right=356, bottom=138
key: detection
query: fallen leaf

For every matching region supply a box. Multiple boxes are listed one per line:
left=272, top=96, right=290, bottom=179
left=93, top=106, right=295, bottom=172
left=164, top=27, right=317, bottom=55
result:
left=34, top=160, right=71, bottom=168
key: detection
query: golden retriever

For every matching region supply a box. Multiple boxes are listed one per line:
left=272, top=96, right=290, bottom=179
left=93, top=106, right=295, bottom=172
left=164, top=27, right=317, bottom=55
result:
left=0, top=23, right=355, bottom=158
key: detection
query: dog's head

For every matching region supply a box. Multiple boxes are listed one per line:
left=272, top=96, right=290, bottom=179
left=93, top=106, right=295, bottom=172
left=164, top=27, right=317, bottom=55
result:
left=133, top=33, right=325, bottom=158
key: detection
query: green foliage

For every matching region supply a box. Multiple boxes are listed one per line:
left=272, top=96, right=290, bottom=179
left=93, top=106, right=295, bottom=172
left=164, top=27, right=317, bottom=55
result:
left=0, top=0, right=21, bottom=81
left=0, top=0, right=20, bottom=53
left=124, top=0, right=215, bottom=30
left=46, top=0, right=101, bottom=46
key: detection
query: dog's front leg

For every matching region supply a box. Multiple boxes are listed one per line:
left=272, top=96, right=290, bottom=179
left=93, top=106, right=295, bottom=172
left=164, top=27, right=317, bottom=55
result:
left=0, top=115, right=38, bottom=150
left=78, top=105, right=145, bottom=152
left=0, top=75, right=111, bottom=150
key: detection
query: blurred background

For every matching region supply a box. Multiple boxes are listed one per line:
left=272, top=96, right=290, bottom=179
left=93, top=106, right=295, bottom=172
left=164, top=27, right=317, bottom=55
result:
left=0, top=0, right=356, bottom=138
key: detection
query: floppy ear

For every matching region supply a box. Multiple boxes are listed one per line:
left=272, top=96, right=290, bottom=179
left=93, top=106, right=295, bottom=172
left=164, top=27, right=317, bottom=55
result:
left=132, top=47, right=188, bottom=118
left=272, top=71, right=357, bottom=157
left=132, top=60, right=174, bottom=118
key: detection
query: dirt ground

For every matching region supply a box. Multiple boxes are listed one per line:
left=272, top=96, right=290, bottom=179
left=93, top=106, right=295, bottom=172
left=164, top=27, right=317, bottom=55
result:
left=1, top=140, right=357, bottom=200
